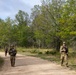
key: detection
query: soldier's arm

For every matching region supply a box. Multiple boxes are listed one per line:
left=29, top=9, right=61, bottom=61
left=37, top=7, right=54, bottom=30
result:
left=14, top=49, right=17, bottom=56
left=16, top=50, right=17, bottom=55
left=66, top=47, right=69, bottom=54
left=60, top=46, right=63, bottom=53
left=9, top=50, right=11, bottom=55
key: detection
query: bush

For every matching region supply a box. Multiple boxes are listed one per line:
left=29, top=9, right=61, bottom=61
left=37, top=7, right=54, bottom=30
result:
left=0, top=57, right=4, bottom=68
left=22, top=50, right=26, bottom=52
left=38, top=52, right=43, bottom=54
left=69, top=51, right=76, bottom=58
left=45, top=50, right=57, bottom=55
left=30, top=49, right=38, bottom=53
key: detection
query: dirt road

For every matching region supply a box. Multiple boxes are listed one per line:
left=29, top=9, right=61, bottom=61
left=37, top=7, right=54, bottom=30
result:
left=0, top=52, right=76, bottom=75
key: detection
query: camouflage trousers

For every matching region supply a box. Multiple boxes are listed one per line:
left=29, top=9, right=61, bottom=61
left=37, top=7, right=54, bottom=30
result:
left=5, top=51, right=8, bottom=56
left=60, top=53, right=68, bottom=66
left=10, top=56, right=16, bottom=67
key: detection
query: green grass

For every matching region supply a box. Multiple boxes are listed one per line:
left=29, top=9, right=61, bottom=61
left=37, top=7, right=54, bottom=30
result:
left=0, top=57, right=4, bottom=70
left=0, top=48, right=4, bottom=52
left=68, top=51, right=76, bottom=70
left=0, top=49, right=4, bottom=70
left=17, top=47, right=76, bottom=70
left=17, top=47, right=60, bottom=63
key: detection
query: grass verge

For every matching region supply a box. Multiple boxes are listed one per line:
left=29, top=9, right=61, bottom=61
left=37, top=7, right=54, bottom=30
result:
left=17, top=47, right=76, bottom=70
left=0, top=57, right=4, bottom=70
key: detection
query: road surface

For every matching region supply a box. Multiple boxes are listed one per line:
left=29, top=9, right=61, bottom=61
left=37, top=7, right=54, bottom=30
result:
left=0, top=52, right=76, bottom=75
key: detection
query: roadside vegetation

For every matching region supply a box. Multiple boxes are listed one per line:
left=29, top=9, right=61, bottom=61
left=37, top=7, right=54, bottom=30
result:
left=0, top=0, right=76, bottom=51
left=0, top=57, right=4, bottom=70
left=17, top=47, right=76, bottom=70
left=0, top=0, right=76, bottom=71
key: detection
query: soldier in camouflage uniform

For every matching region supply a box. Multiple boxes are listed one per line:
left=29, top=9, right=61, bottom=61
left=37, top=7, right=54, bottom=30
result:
left=9, top=45, right=17, bottom=67
left=5, top=46, right=8, bottom=56
left=60, top=42, right=68, bottom=67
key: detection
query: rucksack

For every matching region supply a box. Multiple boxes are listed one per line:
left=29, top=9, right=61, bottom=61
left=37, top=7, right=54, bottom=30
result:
left=62, top=46, right=68, bottom=53
left=9, top=49, right=17, bottom=56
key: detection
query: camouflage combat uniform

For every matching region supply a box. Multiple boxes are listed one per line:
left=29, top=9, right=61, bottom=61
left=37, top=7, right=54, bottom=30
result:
left=9, top=46, right=17, bottom=67
left=60, top=42, right=68, bottom=67
left=5, top=46, right=8, bottom=56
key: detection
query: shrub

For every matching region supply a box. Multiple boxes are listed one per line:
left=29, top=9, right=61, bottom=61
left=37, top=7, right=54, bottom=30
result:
left=45, top=50, right=57, bottom=55
left=22, top=50, right=26, bottom=52
left=38, top=52, right=43, bottom=54
left=0, top=57, right=4, bottom=69
left=30, top=49, right=38, bottom=53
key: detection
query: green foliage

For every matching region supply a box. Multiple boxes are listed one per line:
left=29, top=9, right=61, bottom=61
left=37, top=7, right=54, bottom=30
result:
left=38, top=51, right=43, bottom=54
left=30, top=49, right=39, bottom=53
left=15, top=10, right=30, bottom=26
left=0, top=57, right=4, bottom=69
left=45, top=50, right=57, bottom=55
left=0, top=0, right=76, bottom=49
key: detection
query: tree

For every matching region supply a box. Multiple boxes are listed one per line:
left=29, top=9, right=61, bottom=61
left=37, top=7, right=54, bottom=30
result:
left=15, top=10, right=33, bottom=47
left=15, top=10, right=30, bottom=26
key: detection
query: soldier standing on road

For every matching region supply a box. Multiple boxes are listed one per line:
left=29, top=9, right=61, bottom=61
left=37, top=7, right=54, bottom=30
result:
left=60, top=42, right=68, bottom=67
left=9, top=45, right=17, bottom=67
left=5, top=46, right=8, bottom=56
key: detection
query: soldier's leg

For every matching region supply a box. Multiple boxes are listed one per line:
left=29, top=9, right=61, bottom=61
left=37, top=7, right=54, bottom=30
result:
left=65, top=54, right=68, bottom=67
left=61, top=55, right=64, bottom=66
left=10, top=56, right=13, bottom=66
left=5, top=51, right=7, bottom=56
left=6, top=51, right=8, bottom=56
left=11, top=56, right=14, bottom=67
left=14, top=57, right=15, bottom=66
left=12, top=56, right=15, bottom=67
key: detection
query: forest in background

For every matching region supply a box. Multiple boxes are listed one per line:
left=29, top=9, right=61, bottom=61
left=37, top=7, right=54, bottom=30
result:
left=0, top=0, right=76, bottom=51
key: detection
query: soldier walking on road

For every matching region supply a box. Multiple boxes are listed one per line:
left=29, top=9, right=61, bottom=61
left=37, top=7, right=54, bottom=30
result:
left=60, top=42, right=68, bottom=67
left=5, top=46, right=8, bottom=56
left=9, top=45, right=17, bottom=67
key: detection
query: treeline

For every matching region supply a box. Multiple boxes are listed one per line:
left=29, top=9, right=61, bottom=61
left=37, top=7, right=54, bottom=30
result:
left=0, top=0, right=76, bottom=50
